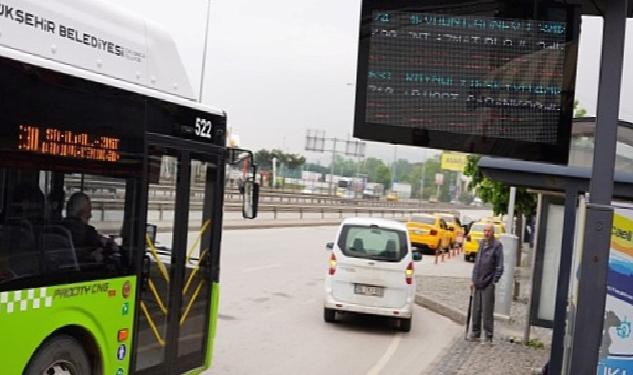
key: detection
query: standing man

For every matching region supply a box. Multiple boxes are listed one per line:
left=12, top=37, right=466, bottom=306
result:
left=469, top=223, right=504, bottom=343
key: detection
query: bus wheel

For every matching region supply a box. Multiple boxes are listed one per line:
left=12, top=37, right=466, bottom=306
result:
left=25, top=335, right=91, bottom=375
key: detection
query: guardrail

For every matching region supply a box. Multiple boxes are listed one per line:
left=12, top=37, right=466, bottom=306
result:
left=87, top=197, right=457, bottom=223
left=246, top=205, right=445, bottom=220
left=67, top=176, right=471, bottom=211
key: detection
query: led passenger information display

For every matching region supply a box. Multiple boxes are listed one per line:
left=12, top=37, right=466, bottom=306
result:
left=18, top=125, right=120, bottom=162
left=354, top=2, right=579, bottom=164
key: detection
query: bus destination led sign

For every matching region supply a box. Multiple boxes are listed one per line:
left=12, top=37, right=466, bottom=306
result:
left=18, top=125, right=120, bottom=162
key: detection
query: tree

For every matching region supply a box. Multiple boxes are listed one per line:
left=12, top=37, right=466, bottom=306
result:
left=253, top=149, right=272, bottom=170
left=253, top=149, right=306, bottom=171
left=574, top=99, right=587, bottom=118
left=464, top=155, right=536, bottom=216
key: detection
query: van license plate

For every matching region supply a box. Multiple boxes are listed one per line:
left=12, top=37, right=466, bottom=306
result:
left=354, top=284, right=384, bottom=297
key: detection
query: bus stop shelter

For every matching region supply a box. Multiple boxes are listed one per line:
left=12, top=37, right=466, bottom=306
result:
left=478, top=119, right=633, bottom=373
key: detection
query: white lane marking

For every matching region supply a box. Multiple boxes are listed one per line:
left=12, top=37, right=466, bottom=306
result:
left=243, top=263, right=281, bottom=273
left=366, top=333, right=402, bottom=375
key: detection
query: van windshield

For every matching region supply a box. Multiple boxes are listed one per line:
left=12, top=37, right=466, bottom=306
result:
left=338, top=225, right=408, bottom=261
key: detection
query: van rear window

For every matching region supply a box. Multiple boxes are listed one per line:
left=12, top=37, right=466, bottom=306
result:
left=337, top=225, right=408, bottom=261
left=410, top=216, right=435, bottom=224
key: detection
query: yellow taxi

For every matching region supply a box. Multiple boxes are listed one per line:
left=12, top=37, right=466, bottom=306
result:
left=386, top=191, right=399, bottom=202
left=435, top=213, right=464, bottom=249
left=463, top=220, right=506, bottom=262
left=406, top=213, right=451, bottom=254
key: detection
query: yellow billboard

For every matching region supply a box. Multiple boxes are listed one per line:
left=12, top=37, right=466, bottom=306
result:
left=441, top=152, right=468, bottom=172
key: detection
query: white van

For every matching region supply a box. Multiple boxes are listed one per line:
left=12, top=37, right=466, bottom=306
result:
left=323, top=218, right=421, bottom=331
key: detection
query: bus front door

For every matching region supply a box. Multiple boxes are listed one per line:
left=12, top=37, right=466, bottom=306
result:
left=134, top=141, right=222, bottom=375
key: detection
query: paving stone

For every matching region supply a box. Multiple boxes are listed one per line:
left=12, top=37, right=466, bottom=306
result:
left=416, top=246, right=552, bottom=374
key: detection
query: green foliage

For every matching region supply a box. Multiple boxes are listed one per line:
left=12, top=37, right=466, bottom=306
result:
left=254, top=149, right=306, bottom=170
left=574, top=99, right=587, bottom=118
left=464, top=155, right=536, bottom=216
left=526, top=338, right=545, bottom=349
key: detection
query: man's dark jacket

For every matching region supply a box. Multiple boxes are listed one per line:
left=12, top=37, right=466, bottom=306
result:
left=471, top=238, right=504, bottom=289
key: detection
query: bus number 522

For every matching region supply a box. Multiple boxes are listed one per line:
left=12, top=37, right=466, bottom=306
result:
left=195, top=117, right=212, bottom=139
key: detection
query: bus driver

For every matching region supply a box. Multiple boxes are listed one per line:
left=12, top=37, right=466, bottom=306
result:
left=62, top=192, right=118, bottom=265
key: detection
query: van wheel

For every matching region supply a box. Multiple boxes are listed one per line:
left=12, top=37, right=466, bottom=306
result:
left=24, top=335, right=91, bottom=375
left=324, top=308, right=336, bottom=323
left=399, top=318, right=412, bottom=332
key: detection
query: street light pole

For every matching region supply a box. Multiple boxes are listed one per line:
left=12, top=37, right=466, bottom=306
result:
left=198, top=0, right=212, bottom=103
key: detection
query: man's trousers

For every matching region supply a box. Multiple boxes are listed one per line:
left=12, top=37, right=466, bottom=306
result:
left=472, top=283, right=495, bottom=338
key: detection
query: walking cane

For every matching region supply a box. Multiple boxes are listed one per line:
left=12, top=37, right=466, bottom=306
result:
left=465, top=290, right=473, bottom=340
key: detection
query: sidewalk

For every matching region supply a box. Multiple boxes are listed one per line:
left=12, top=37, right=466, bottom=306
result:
left=415, top=246, right=551, bottom=374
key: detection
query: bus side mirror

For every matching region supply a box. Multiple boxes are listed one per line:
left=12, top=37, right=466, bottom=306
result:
left=242, top=180, right=259, bottom=219
left=326, top=242, right=334, bottom=250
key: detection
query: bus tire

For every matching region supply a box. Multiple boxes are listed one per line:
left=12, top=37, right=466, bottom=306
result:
left=25, top=334, right=92, bottom=375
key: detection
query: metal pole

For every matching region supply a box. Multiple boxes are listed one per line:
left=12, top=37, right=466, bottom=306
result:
left=391, top=145, right=397, bottom=190
left=329, top=140, right=336, bottom=196
left=524, top=193, right=543, bottom=344
left=569, top=0, right=627, bottom=372
left=420, top=162, right=426, bottom=201
left=506, top=186, right=516, bottom=234
left=198, top=0, right=212, bottom=103
left=272, top=157, right=277, bottom=189
left=549, top=189, right=579, bottom=374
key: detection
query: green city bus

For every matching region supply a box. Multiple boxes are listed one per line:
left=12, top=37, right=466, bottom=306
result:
left=0, top=2, right=259, bottom=374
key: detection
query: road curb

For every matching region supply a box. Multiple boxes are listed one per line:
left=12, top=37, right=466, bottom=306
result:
left=415, top=294, right=467, bottom=325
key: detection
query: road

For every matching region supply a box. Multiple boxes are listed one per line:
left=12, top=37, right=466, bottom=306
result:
left=205, top=226, right=462, bottom=375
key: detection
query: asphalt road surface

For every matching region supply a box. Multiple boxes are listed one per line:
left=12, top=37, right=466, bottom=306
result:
left=205, top=226, right=461, bottom=375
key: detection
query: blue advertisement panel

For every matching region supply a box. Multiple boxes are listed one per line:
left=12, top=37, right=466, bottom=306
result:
left=598, top=208, right=633, bottom=374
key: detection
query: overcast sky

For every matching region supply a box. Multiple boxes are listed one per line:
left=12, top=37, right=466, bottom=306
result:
left=106, top=0, right=633, bottom=164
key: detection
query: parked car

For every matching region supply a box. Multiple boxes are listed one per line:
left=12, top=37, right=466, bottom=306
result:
left=463, top=221, right=506, bottom=262
left=406, top=214, right=451, bottom=254
left=323, top=218, right=421, bottom=331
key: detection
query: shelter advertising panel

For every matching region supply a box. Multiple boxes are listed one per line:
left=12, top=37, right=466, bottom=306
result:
left=598, top=207, right=633, bottom=373
left=354, top=0, right=580, bottom=164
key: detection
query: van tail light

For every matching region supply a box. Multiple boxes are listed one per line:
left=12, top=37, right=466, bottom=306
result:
left=405, top=262, right=414, bottom=284
left=328, top=253, right=337, bottom=275
left=430, top=229, right=437, bottom=236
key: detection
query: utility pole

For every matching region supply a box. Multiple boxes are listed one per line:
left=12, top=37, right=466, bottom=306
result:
left=329, top=139, right=337, bottom=196
left=272, top=157, right=277, bottom=189
left=419, top=162, right=426, bottom=201
left=391, top=145, right=398, bottom=190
